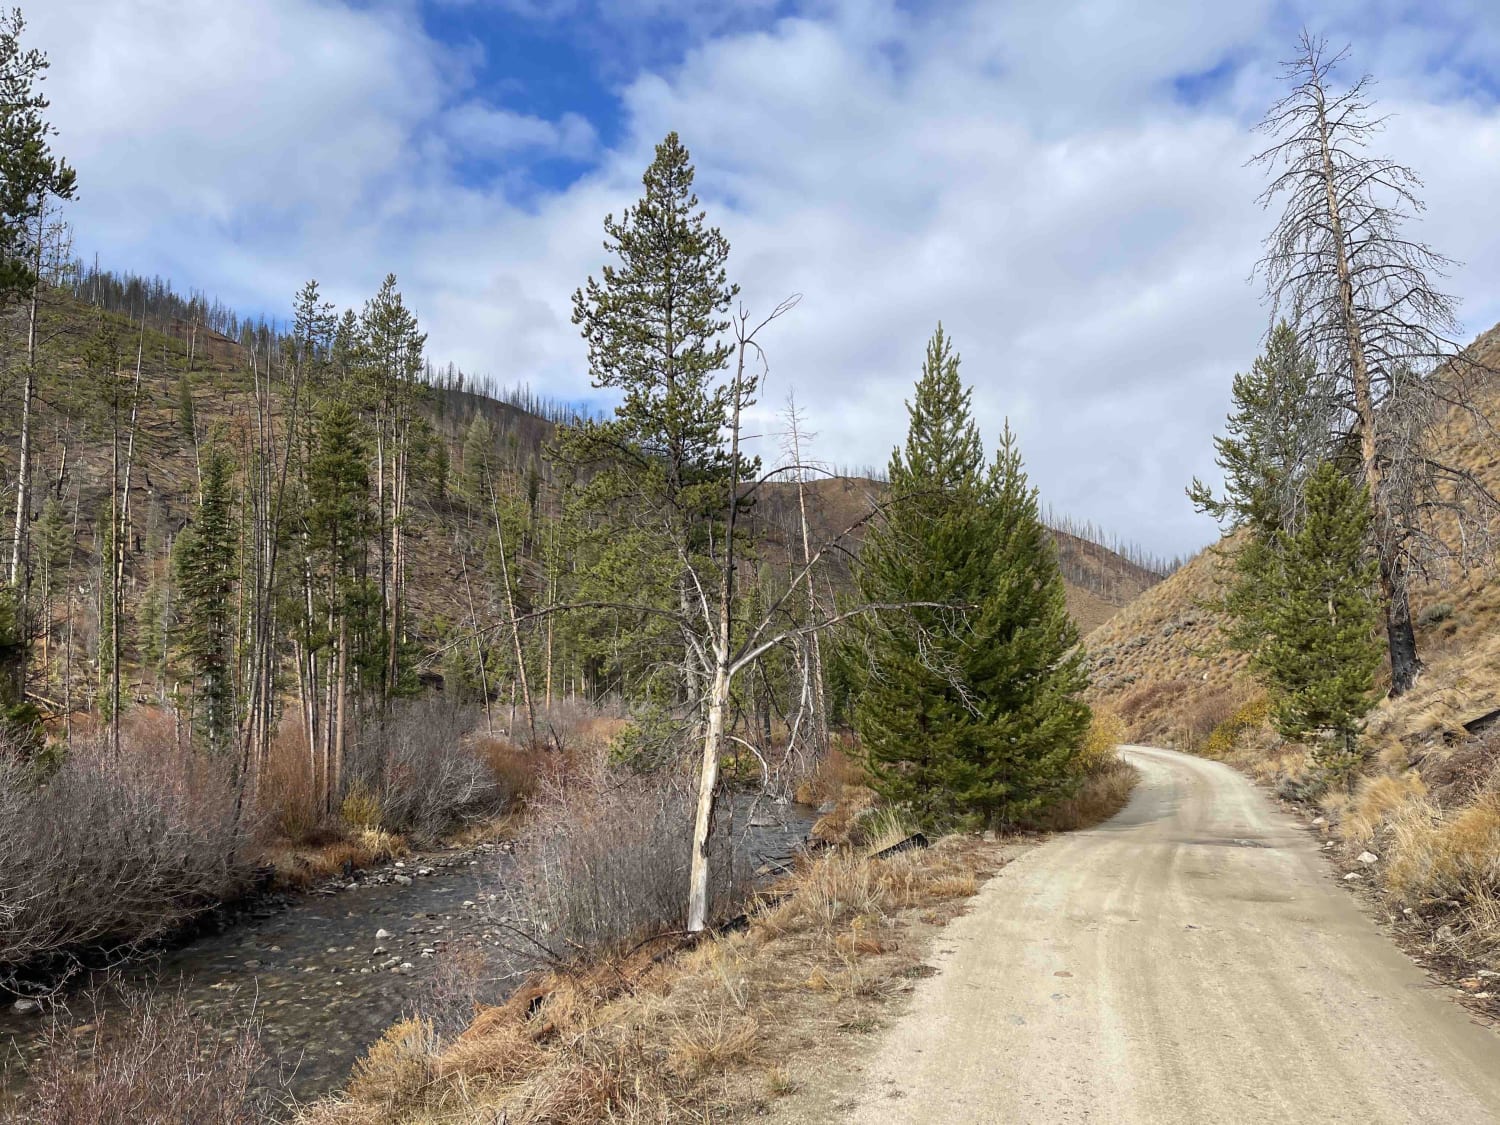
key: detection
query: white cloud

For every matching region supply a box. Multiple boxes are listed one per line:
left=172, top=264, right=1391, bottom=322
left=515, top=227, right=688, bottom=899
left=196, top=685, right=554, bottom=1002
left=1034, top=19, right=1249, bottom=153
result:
left=27, top=0, right=1500, bottom=558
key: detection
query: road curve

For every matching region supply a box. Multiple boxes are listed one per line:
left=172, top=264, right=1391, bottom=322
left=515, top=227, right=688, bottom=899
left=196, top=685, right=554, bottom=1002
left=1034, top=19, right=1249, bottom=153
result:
left=849, top=746, right=1500, bottom=1124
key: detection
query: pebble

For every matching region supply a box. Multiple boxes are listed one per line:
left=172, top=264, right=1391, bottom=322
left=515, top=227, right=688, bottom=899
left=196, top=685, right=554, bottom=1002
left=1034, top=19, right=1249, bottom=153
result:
left=375, top=929, right=393, bottom=940
left=1311, top=816, right=1326, bottom=827
left=394, top=963, right=415, bottom=975
left=1343, top=872, right=1362, bottom=881
left=1357, top=851, right=1379, bottom=865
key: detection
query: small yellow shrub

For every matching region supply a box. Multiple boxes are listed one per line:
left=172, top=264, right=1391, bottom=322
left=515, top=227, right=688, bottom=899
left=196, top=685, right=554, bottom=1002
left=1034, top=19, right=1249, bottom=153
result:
left=1075, top=708, right=1126, bottom=776
left=1204, top=695, right=1271, bottom=757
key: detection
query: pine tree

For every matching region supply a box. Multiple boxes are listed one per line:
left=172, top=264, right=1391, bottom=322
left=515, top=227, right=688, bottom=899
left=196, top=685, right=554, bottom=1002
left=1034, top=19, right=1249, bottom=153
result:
left=1255, top=461, right=1381, bottom=777
left=851, top=327, right=991, bottom=825
left=854, top=329, right=1090, bottom=827
left=176, top=442, right=238, bottom=754
left=960, top=425, right=1091, bottom=823
left=1189, top=323, right=1332, bottom=655
left=0, top=10, right=76, bottom=306
left=561, top=132, right=747, bottom=711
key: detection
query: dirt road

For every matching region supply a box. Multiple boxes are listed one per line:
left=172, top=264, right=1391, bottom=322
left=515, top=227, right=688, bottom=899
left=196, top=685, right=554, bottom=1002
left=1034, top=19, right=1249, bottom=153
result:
left=849, top=746, right=1500, bottom=1123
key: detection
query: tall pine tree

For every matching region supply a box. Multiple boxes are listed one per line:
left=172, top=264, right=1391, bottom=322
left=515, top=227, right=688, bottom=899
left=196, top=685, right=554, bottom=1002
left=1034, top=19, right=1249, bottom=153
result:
left=962, top=425, right=1090, bottom=823
left=853, top=327, right=1090, bottom=827
left=559, top=132, right=746, bottom=713
left=176, top=442, right=238, bottom=754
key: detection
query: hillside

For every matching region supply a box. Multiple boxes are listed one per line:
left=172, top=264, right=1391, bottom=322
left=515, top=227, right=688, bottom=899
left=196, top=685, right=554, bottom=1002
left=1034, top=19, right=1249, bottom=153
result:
left=1086, top=320, right=1500, bottom=747
left=756, top=475, right=1165, bottom=635
left=6, top=282, right=1161, bottom=713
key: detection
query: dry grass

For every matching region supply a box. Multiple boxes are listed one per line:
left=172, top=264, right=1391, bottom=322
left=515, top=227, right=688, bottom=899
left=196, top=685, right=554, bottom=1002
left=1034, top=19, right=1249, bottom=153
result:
left=792, top=741, right=868, bottom=807
left=257, top=827, right=409, bottom=891
left=298, top=835, right=1009, bottom=1124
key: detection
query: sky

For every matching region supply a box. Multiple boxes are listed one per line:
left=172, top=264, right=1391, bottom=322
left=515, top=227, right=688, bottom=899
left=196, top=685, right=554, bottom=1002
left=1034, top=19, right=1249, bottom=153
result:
left=26, top=0, right=1500, bottom=560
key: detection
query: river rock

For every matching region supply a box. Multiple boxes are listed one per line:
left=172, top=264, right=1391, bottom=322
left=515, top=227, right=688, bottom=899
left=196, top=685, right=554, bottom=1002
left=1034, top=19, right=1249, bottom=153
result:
left=1357, top=851, right=1379, bottom=865
left=12, top=998, right=41, bottom=1015
left=1343, top=872, right=1362, bottom=881
left=375, top=928, right=393, bottom=940
left=393, top=874, right=412, bottom=886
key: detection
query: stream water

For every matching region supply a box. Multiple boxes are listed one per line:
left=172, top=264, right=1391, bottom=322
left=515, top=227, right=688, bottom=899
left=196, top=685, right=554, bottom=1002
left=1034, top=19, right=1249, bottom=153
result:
left=0, top=798, right=815, bottom=1109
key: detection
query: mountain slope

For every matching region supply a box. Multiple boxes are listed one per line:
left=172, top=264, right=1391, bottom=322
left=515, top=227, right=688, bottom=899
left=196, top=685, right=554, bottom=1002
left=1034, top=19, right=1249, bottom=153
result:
left=1086, top=320, right=1500, bottom=747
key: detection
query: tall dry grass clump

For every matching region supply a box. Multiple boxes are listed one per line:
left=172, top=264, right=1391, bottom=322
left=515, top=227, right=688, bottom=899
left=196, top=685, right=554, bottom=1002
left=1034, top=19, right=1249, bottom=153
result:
left=1385, top=791, right=1500, bottom=902
left=0, top=728, right=251, bottom=973
left=5, top=984, right=285, bottom=1125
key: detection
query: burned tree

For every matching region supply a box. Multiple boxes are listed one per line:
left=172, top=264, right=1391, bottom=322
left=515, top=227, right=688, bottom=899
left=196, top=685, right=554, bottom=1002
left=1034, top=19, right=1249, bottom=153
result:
left=1254, top=33, right=1496, bottom=695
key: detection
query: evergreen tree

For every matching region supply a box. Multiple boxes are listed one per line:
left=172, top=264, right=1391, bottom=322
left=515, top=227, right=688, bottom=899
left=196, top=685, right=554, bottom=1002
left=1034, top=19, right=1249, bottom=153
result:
left=1189, top=322, right=1332, bottom=656
left=176, top=371, right=196, bottom=443
left=854, top=328, right=1090, bottom=827
left=853, top=327, right=987, bottom=822
left=560, top=132, right=748, bottom=711
left=961, top=425, right=1091, bottom=822
left=0, top=9, right=76, bottom=305
left=176, top=443, right=238, bottom=753
left=1256, top=461, right=1381, bottom=776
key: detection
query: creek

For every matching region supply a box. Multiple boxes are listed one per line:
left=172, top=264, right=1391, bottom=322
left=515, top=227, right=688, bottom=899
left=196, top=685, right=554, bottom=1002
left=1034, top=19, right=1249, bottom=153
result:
left=0, top=797, right=815, bottom=1107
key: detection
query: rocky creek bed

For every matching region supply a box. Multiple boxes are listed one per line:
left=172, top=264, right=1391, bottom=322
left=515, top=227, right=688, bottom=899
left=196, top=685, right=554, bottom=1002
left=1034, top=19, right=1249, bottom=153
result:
left=0, top=798, right=815, bottom=1108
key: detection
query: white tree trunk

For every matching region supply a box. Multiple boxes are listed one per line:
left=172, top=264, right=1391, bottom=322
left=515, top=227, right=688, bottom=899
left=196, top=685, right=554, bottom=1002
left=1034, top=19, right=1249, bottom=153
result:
left=688, top=661, right=730, bottom=933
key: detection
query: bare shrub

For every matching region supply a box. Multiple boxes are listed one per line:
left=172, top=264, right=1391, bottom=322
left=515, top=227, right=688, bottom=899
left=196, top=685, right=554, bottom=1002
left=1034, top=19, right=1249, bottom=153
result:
left=493, top=761, right=745, bottom=965
left=473, top=735, right=547, bottom=804
left=6, top=984, right=285, bottom=1124
left=0, top=732, right=251, bottom=974
left=256, top=715, right=325, bottom=842
left=346, top=698, right=500, bottom=843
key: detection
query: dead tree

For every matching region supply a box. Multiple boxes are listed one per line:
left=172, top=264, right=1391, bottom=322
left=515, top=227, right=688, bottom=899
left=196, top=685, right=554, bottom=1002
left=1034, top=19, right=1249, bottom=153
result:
left=1253, top=33, right=1497, bottom=695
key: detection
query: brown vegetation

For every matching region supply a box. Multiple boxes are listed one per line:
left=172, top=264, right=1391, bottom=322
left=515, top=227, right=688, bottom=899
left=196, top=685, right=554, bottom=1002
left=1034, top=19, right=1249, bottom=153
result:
left=4, top=984, right=288, bottom=1125
left=0, top=724, right=251, bottom=975
left=298, top=835, right=1009, bottom=1125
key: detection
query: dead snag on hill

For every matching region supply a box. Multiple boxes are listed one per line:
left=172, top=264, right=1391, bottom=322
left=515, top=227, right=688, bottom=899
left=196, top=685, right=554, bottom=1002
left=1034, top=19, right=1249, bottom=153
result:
left=1254, top=33, right=1498, bottom=695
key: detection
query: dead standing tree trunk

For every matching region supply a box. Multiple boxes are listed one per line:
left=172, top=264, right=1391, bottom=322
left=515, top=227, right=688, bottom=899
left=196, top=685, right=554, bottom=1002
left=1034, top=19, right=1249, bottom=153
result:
left=1253, top=33, right=1497, bottom=696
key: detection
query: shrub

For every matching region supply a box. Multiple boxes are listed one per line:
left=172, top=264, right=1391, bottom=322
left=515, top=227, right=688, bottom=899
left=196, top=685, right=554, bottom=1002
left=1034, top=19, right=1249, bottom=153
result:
left=1075, top=708, right=1126, bottom=775
left=493, top=763, right=745, bottom=965
left=346, top=698, right=500, bottom=843
left=1416, top=602, right=1455, bottom=629
left=0, top=732, right=252, bottom=972
left=792, top=741, right=867, bottom=807
left=1204, top=694, right=1271, bottom=757
left=1177, top=688, right=1244, bottom=752
left=257, top=715, right=326, bottom=842
left=8, top=984, right=285, bottom=1124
